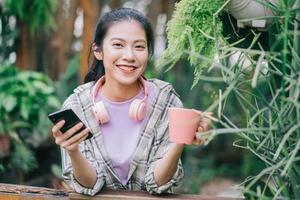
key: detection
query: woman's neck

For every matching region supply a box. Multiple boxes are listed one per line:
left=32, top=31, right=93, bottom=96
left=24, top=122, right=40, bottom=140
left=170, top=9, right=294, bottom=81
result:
left=101, top=79, right=140, bottom=102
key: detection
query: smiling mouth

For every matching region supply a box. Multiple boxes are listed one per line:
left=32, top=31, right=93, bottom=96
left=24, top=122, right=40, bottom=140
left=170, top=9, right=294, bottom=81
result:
left=117, top=65, right=138, bottom=72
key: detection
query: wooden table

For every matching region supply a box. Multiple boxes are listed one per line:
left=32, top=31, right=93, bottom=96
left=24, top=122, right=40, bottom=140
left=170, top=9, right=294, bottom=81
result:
left=0, top=183, right=241, bottom=200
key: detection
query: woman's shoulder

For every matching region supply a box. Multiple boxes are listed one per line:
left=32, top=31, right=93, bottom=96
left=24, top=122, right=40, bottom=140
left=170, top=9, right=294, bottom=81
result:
left=147, top=78, right=173, bottom=91
left=73, top=81, right=95, bottom=94
left=147, top=78, right=179, bottom=97
left=62, top=81, right=95, bottom=108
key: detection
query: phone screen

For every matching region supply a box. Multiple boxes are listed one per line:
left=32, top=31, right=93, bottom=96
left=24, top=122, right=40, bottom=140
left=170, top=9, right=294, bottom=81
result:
left=48, top=109, right=93, bottom=140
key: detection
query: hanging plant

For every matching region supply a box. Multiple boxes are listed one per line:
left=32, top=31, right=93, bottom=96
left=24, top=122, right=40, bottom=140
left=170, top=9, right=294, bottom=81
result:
left=158, top=0, right=225, bottom=88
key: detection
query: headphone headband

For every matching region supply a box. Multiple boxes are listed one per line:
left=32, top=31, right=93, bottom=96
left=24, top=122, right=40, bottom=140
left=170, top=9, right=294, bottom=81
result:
left=92, top=76, right=148, bottom=102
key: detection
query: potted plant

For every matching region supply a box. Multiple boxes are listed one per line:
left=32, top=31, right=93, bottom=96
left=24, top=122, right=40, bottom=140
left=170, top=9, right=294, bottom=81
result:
left=158, top=0, right=225, bottom=88
left=161, top=0, right=298, bottom=198
left=0, top=63, right=60, bottom=182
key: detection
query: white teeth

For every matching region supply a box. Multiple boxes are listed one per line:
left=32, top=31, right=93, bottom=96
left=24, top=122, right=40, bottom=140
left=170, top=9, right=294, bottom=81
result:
left=118, top=65, right=136, bottom=72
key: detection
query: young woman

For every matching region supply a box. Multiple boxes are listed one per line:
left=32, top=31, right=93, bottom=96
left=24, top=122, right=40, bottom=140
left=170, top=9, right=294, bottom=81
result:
left=51, top=8, right=212, bottom=196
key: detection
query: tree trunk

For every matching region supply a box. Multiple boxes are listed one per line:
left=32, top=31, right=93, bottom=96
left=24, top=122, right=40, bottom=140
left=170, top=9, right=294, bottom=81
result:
left=161, top=0, right=177, bottom=21
left=109, top=0, right=122, bottom=9
left=147, top=0, right=161, bottom=31
left=79, top=0, right=102, bottom=83
left=16, top=23, right=29, bottom=69
left=46, top=0, right=79, bottom=80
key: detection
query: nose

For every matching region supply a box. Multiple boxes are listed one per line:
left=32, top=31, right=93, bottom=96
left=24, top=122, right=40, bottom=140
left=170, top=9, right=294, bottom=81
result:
left=122, top=47, right=135, bottom=62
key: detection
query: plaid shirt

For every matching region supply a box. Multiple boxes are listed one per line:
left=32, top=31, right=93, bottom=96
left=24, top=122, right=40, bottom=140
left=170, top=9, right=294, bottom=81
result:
left=61, top=79, right=184, bottom=196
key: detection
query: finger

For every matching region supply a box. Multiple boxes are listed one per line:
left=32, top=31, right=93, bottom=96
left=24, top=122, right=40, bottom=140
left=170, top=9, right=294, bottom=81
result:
left=52, top=120, right=65, bottom=137
left=200, top=118, right=212, bottom=129
left=61, top=122, right=84, bottom=141
left=199, top=122, right=209, bottom=131
left=202, top=116, right=212, bottom=123
left=192, top=138, right=203, bottom=146
left=197, top=126, right=204, bottom=132
left=55, top=122, right=83, bottom=145
left=64, top=133, right=87, bottom=151
left=202, top=112, right=214, bottom=122
left=193, top=109, right=202, bottom=115
left=61, top=128, right=88, bottom=148
left=204, top=112, right=213, bottom=116
left=61, top=128, right=89, bottom=148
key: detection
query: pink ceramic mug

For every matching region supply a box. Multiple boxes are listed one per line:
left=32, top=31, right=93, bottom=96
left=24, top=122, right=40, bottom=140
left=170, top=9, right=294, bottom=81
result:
left=168, top=107, right=201, bottom=144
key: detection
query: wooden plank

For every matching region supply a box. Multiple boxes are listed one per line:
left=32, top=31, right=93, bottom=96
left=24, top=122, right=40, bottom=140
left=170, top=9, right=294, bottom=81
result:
left=0, top=193, right=20, bottom=200
left=0, top=192, right=68, bottom=200
left=69, top=189, right=238, bottom=200
left=0, top=183, right=69, bottom=200
left=0, top=183, right=69, bottom=196
left=0, top=183, right=243, bottom=200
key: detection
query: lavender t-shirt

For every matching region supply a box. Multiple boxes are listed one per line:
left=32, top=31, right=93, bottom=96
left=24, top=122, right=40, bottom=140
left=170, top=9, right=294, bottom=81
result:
left=95, top=81, right=157, bottom=185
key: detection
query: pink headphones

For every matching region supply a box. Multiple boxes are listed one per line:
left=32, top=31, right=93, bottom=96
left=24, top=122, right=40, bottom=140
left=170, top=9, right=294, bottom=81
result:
left=91, top=76, right=148, bottom=124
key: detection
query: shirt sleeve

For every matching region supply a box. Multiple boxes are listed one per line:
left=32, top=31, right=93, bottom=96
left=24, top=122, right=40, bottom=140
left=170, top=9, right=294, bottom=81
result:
left=61, top=139, right=106, bottom=196
left=144, top=89, right=184, bottom=194
left=60, top=95, right=106, bottom=196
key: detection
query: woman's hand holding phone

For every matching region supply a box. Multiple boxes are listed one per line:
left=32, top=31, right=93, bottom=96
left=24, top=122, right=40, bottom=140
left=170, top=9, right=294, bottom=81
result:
left=51, top=120, right=90, bottom=153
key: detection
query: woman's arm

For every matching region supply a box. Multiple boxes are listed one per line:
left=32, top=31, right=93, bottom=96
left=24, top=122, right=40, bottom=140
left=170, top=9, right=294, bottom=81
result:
left=52, top=120, right=97, bottom=188
left=153, top=144, right=184, bottom=186
left=153, top=112, right=212, bottom=186
left=68, top=148, right=97, bottom=188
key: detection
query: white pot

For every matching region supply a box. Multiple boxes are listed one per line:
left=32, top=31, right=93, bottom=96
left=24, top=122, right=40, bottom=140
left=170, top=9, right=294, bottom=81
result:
left=226, top=0, right=278, bottom=29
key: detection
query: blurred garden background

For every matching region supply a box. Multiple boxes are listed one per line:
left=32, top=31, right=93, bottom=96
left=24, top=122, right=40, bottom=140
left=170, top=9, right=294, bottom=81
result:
left=0, top=0, right=299, bottom=199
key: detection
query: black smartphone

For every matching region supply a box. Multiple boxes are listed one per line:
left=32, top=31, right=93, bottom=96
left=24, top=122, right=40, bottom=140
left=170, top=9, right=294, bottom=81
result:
left=48, top=108, right=93, bottom=140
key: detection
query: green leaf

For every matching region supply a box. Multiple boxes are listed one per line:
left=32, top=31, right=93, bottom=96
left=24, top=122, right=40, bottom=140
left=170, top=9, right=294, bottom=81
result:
left=0, top=164, right=4, bottom=173
left=10, top=121, right=31, bottom=129
left=47, top=96, right=61, bottom=108
left=10, top=143, right=37, bottom=172
left=290, top=169, right=300, bottom=199
left=32, top=80, right=54, bottom=94
left=8, top=131, right=21, bottom=143
left=51, top=164, right=62, bottom=178
left=20, top=98, right=30, bottom=120
left=3, top=95, right=17, bottom=112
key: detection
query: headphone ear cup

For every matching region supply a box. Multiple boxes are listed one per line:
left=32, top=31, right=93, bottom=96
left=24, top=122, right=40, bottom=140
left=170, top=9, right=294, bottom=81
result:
left=129, top=99, right=146, bottom=121
left=93, top=101, right=110, bottom=124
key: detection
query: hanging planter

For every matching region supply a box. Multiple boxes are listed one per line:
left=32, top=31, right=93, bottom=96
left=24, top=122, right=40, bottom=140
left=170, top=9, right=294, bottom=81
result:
left=226, top=0, right=278, bottom=30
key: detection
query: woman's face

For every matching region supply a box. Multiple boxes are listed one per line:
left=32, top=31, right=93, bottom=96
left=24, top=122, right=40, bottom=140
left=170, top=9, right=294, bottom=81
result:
left=95, top=20, right=148, bottom=86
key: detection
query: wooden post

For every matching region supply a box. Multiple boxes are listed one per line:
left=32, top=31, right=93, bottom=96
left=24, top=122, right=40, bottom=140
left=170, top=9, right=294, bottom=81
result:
left=79, top=0, right=102, bottom=83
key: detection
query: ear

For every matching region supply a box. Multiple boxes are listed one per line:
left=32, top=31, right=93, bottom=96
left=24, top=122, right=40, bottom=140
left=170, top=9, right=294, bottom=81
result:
left=93, top=50, right=103, bottom=61
left=92, top=43, right=103, bottom=60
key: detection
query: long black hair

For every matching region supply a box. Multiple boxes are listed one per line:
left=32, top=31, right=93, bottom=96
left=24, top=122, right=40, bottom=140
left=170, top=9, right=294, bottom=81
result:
left=84, top=8, right=154, bottom=83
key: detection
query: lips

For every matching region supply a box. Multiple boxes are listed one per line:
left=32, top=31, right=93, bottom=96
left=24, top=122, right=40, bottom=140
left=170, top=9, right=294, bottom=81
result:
left=116, top=65, right=138, bottom=72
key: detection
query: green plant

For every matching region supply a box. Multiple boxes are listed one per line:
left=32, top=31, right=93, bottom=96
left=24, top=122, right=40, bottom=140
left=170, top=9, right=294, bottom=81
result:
left=0, top=63, right=60, bottom=181
left=209, top=1, right=299, bottom=198
left=54, top=55, right=81, bottom=101
left=0, top=6, right=18, bottom=63
left=162, top=0, right=299, bottom=199
left=158, top=0, right=225, bottom=88
left=5, top=0, right=57, bottom=32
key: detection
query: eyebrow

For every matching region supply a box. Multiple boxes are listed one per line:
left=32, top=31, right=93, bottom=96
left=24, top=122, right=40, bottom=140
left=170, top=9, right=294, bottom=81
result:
left=110, top=38, right=147, bottom=43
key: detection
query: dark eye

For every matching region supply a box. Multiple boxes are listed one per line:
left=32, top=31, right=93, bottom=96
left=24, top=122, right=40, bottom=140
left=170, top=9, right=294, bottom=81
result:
left=135, top=45, right=146, bottom=50
left=113, top=43, right=123, bottom=47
